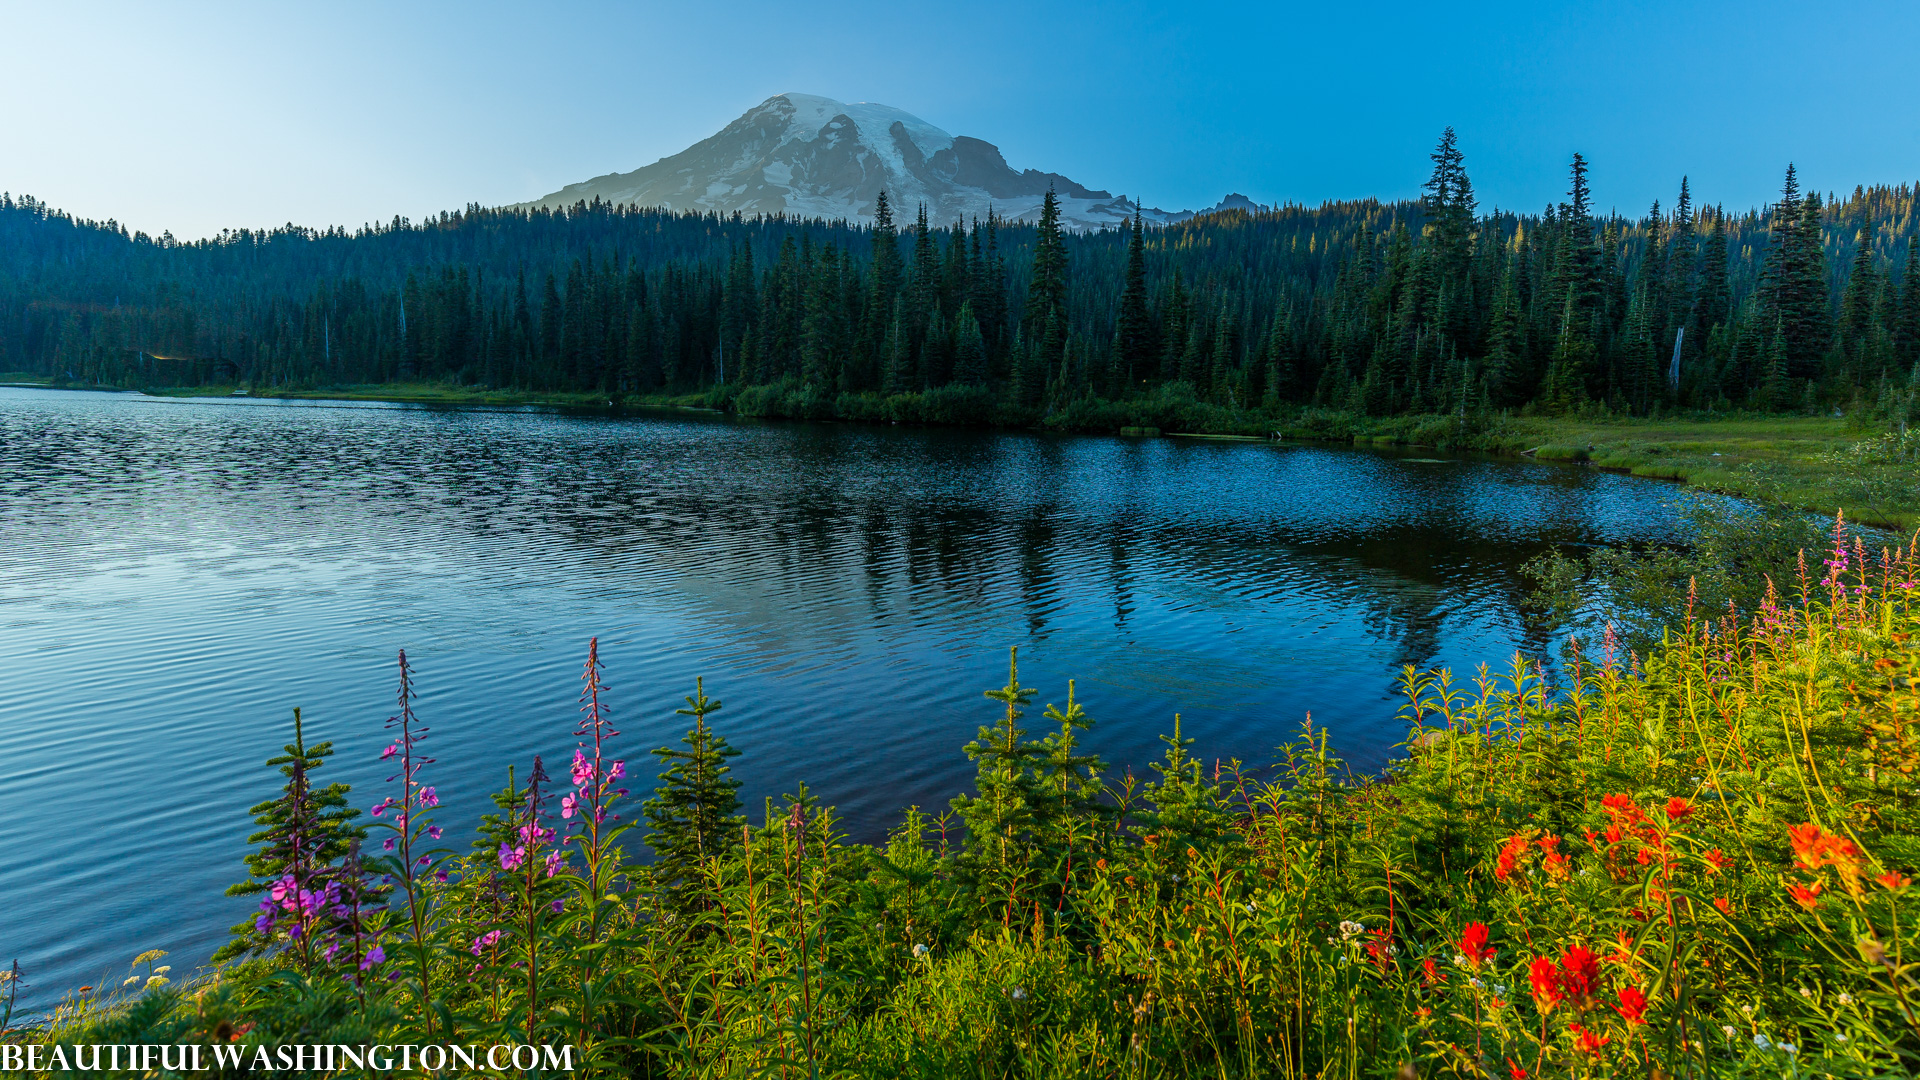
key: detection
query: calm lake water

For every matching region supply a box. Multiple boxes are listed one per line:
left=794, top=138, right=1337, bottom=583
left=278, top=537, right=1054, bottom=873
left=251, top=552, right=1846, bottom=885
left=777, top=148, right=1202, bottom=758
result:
left=0, top=387, right=1714, bottom=1006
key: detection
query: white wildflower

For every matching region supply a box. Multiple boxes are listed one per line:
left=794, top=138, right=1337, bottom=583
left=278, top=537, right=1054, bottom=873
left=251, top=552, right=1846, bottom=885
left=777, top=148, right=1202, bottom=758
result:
left=1798, top=986, right=1811, bottom=998
left=1721, top=1026, right=1735, bottom=1038
left=912, top=943, right=929, bottom=958
left=1754, top=1034, right=1771, bottom=1050
left=1010, top=986, right=1027, bottom=1001
left=1339, top=920, right=1365, bottom=940
left=1838, top=992, right=1853, bottom=1005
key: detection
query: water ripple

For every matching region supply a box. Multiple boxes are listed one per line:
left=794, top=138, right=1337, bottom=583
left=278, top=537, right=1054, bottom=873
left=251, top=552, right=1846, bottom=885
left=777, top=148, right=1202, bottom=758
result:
left=0, top=387, right=1720, bottom=1009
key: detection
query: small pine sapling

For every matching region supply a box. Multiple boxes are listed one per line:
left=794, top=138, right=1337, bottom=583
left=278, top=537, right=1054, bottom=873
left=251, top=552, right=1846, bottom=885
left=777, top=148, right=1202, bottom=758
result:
left=643, top=676, right=745, bottom=916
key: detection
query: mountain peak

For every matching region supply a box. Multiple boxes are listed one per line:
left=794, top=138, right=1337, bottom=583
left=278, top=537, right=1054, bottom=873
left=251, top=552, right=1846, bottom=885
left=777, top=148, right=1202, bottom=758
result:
left=521, top=94, right=1248, bottom=230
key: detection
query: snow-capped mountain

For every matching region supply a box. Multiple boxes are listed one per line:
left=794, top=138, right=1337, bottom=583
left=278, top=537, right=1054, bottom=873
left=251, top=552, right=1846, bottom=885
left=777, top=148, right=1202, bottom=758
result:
left=521, top=93, right=1261, bottom=231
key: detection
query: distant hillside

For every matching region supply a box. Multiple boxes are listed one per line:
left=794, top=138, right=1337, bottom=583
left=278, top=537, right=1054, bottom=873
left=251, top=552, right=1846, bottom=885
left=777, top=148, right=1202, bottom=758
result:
left=519, top=93, right=1263, bottom=230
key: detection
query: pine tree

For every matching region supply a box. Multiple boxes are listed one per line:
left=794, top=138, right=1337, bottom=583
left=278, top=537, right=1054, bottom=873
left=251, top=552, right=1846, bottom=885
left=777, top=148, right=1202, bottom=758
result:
left=1694, top=208, right=1732, bottom=335
left=863, top=191, right=905, bottom=390
left=1899, top=229, right=1920, bottom=368
left=1023, top=187, right=1069, bottom=382
left=1761, top=166, right=1831, bottom=382
left=215, top=709, right=367, bottom=964
left=643, top=679, right=745, bottom=914
left=1840, top=226, right=1881, bottom=378
left=952, top=648, right=1044, bottom=921
left=1115, top=209, right=1153, bottom=386
left=952, top=302, right=988, bottom=386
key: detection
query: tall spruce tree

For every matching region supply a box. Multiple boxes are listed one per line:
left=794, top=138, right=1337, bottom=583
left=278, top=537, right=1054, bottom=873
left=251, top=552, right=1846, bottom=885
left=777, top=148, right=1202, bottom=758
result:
left=1115, top=208, right=1153, bottom=386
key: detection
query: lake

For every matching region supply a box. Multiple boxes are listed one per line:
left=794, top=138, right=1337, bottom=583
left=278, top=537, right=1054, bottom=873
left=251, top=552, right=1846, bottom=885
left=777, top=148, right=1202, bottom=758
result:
left=0, top=387, right=1712, bottom=1007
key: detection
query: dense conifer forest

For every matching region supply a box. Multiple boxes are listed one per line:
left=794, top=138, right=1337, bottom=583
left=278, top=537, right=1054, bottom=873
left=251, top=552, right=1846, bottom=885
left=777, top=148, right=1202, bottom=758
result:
left=5, top=133, right=1920, bottom=420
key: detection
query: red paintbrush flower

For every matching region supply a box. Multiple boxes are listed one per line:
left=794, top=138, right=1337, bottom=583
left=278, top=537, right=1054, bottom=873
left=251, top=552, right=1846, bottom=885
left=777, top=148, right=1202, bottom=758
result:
left=1459, top=922, right=1496, bottom=969
left=1787, top=880, right=1823, bottom=909
left=1558, top=945, right=1602, bottom=1008
left=1614, top=986, right=1649, bottom=1026
left=1528, top=956, right=1562, bottom=1012
left=1788, top=822, right=1826, bottom=870
left=1569, top=1023, right=1611, bottom=1056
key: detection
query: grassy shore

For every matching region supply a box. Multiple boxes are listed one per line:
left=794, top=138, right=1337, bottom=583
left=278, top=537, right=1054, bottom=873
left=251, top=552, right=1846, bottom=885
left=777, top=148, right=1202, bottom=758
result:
left=1285, top=411, right=1920, bottom=531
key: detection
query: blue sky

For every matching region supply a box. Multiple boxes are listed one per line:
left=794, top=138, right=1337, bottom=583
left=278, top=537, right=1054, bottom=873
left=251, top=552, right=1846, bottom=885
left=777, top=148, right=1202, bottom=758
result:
left=6, top=0, right=1917, bottom=238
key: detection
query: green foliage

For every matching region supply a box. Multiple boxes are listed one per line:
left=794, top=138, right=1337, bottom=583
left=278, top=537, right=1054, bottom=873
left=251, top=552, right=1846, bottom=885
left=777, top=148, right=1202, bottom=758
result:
left=17, top=529, right=1920, bottom=1078
left=212, top=708, right=367, bottom=966
left=11, top=149, right=1920, bottom=428
left=643, top=679, right=745, bottom=916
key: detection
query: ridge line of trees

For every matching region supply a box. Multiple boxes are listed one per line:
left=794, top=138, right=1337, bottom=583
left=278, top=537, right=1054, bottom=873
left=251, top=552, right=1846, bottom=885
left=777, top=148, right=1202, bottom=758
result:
left=6, top=134, right=1920, bottom=417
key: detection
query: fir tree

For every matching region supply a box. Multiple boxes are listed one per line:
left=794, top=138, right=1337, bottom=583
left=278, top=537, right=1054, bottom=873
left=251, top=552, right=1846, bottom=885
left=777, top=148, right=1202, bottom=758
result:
left=215, top=709, right=368, bottom=965
left=643, top=679, right=745, bottom=915
left=1115, top=209, right=1153, bottom=386
left=952, top=302, right=988, bottom=386
left=952, top=648, right=1044, bottom=921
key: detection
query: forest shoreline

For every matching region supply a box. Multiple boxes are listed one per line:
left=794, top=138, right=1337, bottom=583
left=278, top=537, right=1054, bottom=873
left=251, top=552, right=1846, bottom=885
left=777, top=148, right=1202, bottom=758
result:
left=91, top=378, right=1916, bottom=530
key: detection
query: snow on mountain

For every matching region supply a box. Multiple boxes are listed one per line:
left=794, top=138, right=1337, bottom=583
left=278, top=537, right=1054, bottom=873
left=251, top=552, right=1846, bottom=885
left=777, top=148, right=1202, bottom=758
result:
left=520, top=93, right=1254, bottom=231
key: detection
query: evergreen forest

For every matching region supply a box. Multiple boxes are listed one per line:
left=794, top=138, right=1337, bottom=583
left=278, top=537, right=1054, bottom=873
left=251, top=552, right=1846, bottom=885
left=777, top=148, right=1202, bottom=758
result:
left=6, top=132, right=1920, bottom=424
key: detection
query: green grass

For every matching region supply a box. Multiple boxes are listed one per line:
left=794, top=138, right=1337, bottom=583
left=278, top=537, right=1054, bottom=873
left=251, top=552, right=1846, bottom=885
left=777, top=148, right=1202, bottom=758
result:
left=1276, top=412, right=1919, bottom=531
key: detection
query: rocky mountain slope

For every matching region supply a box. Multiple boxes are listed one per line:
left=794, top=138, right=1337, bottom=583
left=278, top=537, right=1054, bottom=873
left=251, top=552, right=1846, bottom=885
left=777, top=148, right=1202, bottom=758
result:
left=521, top=93, right=1262, bottom=230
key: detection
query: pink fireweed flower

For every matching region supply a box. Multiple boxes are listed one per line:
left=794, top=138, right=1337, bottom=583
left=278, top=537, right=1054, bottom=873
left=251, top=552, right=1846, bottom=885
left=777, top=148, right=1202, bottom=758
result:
left=544, top=850, right=567, bottom=878
left=380, top=743, right=398, bottom=760
left=359, top=945, right=385, bottom=970
left=382, top=838, right=396, bottom=851
left=418, top=786, right=438, bottom=808
left=499, top=842, right=525, bottom=871
left=470, top=930, right=503, bottom=956
left=571, top=750, right=595, bottom=788
left=560, top=792, right=581, bottom=820
left=426, top=826, right=442, bottom=840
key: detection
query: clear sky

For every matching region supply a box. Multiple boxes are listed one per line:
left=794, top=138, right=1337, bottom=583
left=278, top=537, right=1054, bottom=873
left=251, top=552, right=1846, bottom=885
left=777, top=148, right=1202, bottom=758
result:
left=5, top=0, right=1917, bottom=239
